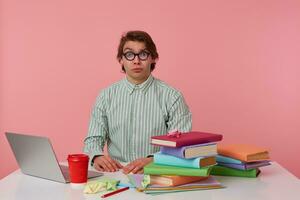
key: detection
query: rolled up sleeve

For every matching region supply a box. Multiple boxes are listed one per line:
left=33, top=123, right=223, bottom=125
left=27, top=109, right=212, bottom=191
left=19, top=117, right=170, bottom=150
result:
left=83, top=91, right=109, bottom=166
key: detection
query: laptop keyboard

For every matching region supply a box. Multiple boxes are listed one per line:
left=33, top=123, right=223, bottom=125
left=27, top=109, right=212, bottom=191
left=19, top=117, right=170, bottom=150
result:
left=60, top=165, right=69, bottom=174
left=59, top=165, right=71, bottom=181
left=59, top=165, right=102, bottom=180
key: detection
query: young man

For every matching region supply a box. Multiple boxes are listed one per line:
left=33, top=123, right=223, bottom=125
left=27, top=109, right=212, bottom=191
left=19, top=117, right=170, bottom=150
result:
left=84, top=31, right=192, bottom=174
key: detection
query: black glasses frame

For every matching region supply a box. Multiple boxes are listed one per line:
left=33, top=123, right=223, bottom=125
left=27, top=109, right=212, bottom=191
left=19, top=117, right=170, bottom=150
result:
left=122, top=51, right=150, bottom=61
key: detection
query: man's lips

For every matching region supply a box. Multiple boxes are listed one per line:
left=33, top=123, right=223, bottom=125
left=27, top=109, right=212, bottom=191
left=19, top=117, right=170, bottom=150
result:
left=132, top=68, right=143, bottom=72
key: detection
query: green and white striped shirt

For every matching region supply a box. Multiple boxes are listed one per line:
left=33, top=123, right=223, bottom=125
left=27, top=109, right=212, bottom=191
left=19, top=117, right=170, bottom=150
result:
left=84, top=75, right=192, bottom=164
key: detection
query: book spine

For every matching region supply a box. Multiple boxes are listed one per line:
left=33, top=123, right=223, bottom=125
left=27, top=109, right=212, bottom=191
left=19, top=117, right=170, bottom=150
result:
left=217, top=162, right=247, bottom=170
left=210, top=165, right=258, bottom=177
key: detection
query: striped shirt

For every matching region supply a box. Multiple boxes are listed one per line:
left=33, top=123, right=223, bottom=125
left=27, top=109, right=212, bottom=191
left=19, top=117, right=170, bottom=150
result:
left=83, top=75, right=192, bottom=164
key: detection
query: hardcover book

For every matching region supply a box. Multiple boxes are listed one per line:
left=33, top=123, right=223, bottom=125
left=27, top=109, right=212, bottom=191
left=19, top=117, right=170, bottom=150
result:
left=154, top=152, right=216, bottom=168
left=210, top=165, right=261, bottom=178
left=217, top=161, right=271, bottom=170
left=149, top=175, right=208, bottom=186
left=161, top=142, right=217, bottom=159
left=216, top=155, right=243, bottom=164
left=128, top=174, right=223, bottom=193
left=151, top=131, right=223, bottom=147
left=217, top=144, right=270, bottom=162
left=145, top=176, right=223, bottom=193
left=144, top=162, right=212, bottom=177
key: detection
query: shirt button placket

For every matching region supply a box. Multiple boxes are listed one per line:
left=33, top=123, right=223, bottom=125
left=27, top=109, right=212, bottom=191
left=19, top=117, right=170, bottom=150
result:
left=129, top=87, right=137, bottom=159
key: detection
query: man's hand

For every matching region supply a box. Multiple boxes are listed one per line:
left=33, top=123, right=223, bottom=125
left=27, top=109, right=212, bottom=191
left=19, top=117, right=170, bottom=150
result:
left=122, top=157, right=153, bottom=174
left=93, top=155, right=123, bottom=172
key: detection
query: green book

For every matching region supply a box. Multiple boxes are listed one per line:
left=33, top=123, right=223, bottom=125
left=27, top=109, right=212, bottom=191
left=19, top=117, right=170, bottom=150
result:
left=143, top=162, right=211, bottom=177
left=210, top=165, right=260, bottom=178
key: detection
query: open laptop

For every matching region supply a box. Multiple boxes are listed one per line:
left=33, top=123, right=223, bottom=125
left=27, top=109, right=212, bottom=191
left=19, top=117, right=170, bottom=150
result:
left=5, top=132, right=102, bottom=183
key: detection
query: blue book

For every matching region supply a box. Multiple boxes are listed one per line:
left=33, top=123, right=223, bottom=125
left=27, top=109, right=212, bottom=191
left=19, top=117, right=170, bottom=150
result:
left=154, top=152, right=216, bottom=168
left=216, top=155, right=243, bottom=164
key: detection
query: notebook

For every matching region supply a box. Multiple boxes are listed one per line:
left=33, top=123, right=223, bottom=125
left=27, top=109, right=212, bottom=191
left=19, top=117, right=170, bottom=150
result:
left=5, top=132, right=102, bottom=183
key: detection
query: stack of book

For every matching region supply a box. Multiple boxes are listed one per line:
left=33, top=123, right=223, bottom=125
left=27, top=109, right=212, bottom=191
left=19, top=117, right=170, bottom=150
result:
left=211, top=144, right=271, bottom=178
left=128, top=174, right=222, bottom=194
left=140, top=131, right=224, bottom=193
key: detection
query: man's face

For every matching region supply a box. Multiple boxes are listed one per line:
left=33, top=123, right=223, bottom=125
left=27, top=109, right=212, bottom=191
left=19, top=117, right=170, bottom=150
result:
left=120, top=41, right=154, bottom=84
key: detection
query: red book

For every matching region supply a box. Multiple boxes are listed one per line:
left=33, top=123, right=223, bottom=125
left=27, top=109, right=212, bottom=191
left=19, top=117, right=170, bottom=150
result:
left=151, top=131, right=223, bottom=147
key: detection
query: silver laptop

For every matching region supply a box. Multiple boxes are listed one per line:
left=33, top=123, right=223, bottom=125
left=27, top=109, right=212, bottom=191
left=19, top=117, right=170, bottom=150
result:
left=5, top=132, right=102, bottom=183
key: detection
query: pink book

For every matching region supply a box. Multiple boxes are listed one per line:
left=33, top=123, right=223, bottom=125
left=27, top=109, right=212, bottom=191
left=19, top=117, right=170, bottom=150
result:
left=151, top=131, right=223, bottom=147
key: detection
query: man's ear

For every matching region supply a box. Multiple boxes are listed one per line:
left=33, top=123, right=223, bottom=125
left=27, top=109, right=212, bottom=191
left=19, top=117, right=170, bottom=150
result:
left=119, top=58, right=124, bottom=65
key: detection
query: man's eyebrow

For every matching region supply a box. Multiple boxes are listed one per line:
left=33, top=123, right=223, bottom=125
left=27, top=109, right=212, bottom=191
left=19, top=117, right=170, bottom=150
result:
left=123, top=48, right=133, bottom=51
left=123, top=48, right=148, bottom=52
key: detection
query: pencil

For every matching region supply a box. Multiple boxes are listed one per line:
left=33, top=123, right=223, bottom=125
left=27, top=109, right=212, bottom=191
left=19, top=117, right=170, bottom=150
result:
left=101, top=187, right=129, bottom=198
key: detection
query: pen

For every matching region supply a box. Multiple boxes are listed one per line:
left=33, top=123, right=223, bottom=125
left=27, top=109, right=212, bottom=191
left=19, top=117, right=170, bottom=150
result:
left=101, top=187, right=129, bottom=198
left=117, top=183, right=135, bottom=188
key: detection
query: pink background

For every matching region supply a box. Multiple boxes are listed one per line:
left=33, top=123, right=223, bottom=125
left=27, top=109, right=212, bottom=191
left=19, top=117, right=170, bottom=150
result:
left=1, top=0, right=299, bottom=179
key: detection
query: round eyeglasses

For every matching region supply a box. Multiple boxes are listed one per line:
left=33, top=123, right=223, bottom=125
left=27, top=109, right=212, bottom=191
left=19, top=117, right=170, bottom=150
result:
left=122, top=51, right=150, bottom=61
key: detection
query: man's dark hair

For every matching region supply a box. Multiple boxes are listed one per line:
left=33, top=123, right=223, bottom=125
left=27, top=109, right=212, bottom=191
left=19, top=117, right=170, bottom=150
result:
left=117, top=30, right=159, bottom=72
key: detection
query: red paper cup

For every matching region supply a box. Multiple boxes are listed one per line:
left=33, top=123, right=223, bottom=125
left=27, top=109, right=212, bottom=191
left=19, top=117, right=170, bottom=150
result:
left=67, top=154, right=89, bottom=186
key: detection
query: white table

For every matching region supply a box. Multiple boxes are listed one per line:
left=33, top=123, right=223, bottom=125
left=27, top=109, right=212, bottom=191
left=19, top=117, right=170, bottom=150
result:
left=0, top=162, right=299, bottom=200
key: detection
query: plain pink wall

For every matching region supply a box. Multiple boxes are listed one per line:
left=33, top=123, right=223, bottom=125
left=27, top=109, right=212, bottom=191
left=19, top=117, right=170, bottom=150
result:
left=1, top=0, right=299, bottom=179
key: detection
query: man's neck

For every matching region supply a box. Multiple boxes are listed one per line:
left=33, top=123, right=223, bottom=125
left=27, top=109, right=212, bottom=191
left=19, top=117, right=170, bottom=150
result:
left=126, top=75, right=150, bottom=85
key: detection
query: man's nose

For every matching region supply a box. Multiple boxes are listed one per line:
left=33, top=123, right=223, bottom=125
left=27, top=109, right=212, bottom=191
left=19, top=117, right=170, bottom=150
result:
left=133, top=55, right=141, bottom=64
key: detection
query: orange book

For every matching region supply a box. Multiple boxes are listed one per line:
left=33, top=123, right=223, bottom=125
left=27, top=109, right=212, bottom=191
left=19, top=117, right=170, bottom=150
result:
left=217, top=144, right=270, bottom=162
left=150, top=175, right=208, bottom=187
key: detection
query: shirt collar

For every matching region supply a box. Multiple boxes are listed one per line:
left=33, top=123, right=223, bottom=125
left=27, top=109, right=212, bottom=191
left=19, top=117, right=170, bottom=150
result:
left=124, top=75, right=154, bottom=94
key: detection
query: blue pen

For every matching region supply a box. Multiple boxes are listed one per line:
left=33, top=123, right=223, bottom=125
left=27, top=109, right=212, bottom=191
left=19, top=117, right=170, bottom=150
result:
left=117, top=183, right=135, bottom=188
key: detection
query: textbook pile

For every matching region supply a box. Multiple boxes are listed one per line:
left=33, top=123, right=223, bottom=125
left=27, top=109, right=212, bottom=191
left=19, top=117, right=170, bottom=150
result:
left=211, top=144, right=271, bottom=178
left=131, top=131, right=224, bottom=194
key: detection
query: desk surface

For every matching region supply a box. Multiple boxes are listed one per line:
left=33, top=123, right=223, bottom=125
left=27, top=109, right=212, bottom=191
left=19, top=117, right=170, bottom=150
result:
left=0, top=162, right=299, bottom=200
